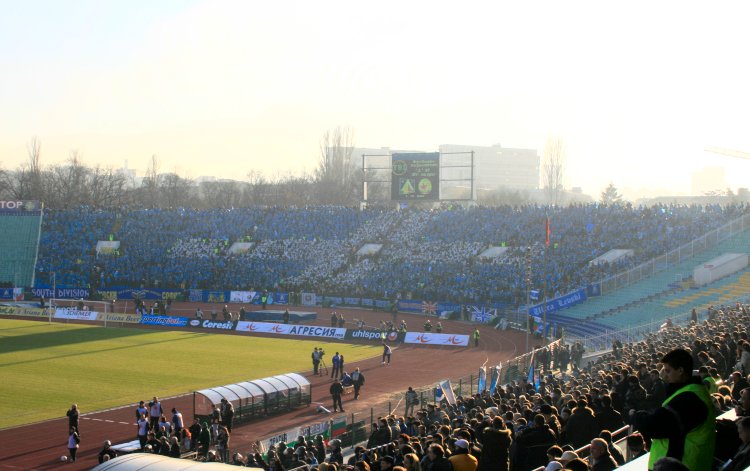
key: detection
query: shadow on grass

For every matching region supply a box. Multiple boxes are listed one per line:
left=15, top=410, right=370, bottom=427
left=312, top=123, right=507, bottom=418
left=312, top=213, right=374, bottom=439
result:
left=0, top=325, right=207, bottom=359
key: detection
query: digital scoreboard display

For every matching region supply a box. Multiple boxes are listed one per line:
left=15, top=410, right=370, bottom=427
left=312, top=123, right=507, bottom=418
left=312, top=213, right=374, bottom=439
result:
left=391, top=153, right=440, bottom=201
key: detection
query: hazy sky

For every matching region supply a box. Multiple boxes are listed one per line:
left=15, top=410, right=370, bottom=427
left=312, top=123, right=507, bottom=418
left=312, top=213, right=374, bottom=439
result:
left=1, top=0, right=749, bottom=199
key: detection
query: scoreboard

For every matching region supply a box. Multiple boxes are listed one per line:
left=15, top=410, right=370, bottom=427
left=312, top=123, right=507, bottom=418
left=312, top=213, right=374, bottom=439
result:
left=391, top=153, right=440, bottom=201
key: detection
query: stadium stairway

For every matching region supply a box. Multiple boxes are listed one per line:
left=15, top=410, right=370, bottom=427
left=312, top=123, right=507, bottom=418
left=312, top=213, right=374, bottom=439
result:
left=555, top=228, right=750, bottom=336
left=597, top=268, right=750, bottom=331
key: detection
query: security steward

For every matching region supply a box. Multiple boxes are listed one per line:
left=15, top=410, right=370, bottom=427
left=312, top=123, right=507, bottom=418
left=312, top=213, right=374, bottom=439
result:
left=632, top=348, right=715, bottom=471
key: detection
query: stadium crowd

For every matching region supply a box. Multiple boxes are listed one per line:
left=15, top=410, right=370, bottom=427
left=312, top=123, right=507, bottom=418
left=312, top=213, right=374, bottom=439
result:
left=94, top=301, right=750, bottom=470
left=35, top=204, right=747, bottom=305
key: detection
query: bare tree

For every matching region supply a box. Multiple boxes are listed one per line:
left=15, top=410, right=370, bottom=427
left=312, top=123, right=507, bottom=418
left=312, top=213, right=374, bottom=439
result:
left=542, top=136, right=566, bottom=205
left=314, top=126, right=360, bottom=204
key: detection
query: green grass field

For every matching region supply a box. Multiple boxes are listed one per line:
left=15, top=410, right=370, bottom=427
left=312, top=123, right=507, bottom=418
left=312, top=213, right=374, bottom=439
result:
left=0, top=319, right=380, bottom=429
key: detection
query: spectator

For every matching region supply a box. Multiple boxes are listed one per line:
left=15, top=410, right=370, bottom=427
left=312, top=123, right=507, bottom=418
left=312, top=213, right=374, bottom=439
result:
left=632, top=348, right=716, bottom=471
left=97, top=440, right=117, bottom=463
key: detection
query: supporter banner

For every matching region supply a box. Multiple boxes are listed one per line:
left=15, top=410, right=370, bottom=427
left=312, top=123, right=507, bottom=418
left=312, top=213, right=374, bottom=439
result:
left=374, top=299, right=392, bottom=309
left=259, top=419, right=330, bottom=452
left=438, top=302, right=461, bottom=314
left=0, top=288, right=24, bottom=301
left=54, top=308, right=99, bottom=321
left=32, top=287, right=91, bottom=300
left=236, top=321, right=346, bottom=339
left=343, top=297, right=361, bottom=306
left=301, top=292, right=316, bottom=306
left=323, top=296, right=343, bottom=306
left=398, top=299, right=443, bottom=315
left=527, top=289, right=587, bottom=317
left=346, top=329, right=400, bottom=342
left=189, top=319, right=236, bottom=330
left=269, top=292, right=288, bottom=305
left=469, top=306, right=497, bottom=324
left=189, top=290, right=203, bottom=302
left=0, top=200, right=41, bottom=211
left=403, top=332, right=470, bottom=347
left=97, top=312, right=142, bottom=324
left=361, top=298, right=374, bottom=307
left=0, top=305, right=47, bottom=317
left=110, top=288, right=182, bottom=301
left=230, top=291, right=258, bottom=303
left=206, top=291, right=227, bottom=303
left=141, top=315, right=189, bottom=327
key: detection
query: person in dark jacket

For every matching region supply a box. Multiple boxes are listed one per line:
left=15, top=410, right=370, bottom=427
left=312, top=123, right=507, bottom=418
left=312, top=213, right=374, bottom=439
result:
left=330, top=379, right=344, bottom=412
left=98, top=440, right=117, bottom=463
left=588, top=438, right=618, bottom=471
left=596, top=395, right=624, bottom=433
left=477, top=417, right=512, bottom=471
left=564, top=399, right=599, bottom=448
left=513, top=414, right=556, bottom=470
left=425, top=444, right=453, bottom=471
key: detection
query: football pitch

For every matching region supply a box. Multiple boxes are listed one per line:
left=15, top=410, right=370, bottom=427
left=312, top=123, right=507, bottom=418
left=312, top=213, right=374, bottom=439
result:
left=0, top=319, right=380, bottom=429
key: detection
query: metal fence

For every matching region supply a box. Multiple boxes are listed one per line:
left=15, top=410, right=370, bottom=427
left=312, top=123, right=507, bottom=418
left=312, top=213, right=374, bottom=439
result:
left=255, top=339, right=563, bottom=452
left=598, top=212, right=750, bottom=295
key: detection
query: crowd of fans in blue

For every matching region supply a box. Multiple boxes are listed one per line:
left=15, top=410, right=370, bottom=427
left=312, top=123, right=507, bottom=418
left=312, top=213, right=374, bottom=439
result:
left=35, top=204, right=747, bottom=306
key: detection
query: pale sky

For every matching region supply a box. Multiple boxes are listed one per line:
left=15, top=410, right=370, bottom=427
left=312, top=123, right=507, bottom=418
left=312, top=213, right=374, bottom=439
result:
left=1, top=0, right=749, bottom=200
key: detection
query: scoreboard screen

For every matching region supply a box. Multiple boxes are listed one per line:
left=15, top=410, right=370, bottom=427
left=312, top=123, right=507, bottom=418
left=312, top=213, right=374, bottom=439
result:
left=391, top=153, right=439, bottom=201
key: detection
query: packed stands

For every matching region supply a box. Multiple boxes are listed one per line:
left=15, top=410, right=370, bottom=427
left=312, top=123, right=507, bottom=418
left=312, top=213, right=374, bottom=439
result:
left=34, top=204, right=748, bottom=306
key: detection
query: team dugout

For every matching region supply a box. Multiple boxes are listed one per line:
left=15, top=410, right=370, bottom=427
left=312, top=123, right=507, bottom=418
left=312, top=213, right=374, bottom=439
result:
left=193, top=373, right=311, bottom=425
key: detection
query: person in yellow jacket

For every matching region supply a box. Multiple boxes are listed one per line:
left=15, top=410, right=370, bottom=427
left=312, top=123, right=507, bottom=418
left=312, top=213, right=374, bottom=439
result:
left=632, top=348, right=716, bottom=471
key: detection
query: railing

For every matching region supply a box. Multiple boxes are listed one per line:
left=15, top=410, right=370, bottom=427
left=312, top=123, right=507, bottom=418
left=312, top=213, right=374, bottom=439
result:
left=530, top=424, right=632, bottom=471
left=567, top=293, right=750, bottom=355
left=598, top=212, right=750, bottom=295
left=254, top=340, right=563, bottom=453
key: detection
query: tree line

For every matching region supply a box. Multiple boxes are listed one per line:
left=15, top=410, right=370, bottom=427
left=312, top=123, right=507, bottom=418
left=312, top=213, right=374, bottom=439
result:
left=0, top=131, right=366, bottom=209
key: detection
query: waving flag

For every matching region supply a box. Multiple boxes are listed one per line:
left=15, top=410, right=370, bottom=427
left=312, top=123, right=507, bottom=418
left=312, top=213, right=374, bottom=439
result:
left=477, top=366, right=487, bottom=394
left=527, top=351, right=540, bottom=392
left=529, top=289, right=540, bottom=301
left=489, top=366, right=501, bottom=394
left=439, top=379, right=457, bottom=405
left=471, top=306, right=496, bottom=323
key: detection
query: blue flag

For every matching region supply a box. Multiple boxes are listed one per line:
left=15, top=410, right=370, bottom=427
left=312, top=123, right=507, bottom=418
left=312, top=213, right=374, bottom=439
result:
left=477, top=366, right=487, bottom=394
left=530, top=289, right=540, bottom=301
left=527, top=351, right=536, bottom=390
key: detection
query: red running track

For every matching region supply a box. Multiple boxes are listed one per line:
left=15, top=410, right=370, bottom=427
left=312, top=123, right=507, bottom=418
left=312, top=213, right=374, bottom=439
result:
left=0, top=304, right=534, bottom=470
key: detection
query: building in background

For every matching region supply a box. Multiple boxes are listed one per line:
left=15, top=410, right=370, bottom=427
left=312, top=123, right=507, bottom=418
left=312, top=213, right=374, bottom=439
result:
left=439, top=144, right=540, bottom=191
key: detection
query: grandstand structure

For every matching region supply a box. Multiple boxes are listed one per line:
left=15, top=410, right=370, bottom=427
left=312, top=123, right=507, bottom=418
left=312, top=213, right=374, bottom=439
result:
left=33, top=205, right=749, bottom=308
left=0, top=201, right=43, bottom=289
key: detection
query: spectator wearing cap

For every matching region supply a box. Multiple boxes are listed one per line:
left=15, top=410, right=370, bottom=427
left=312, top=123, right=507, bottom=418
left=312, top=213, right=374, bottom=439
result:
left=476, top=417, right=511, bottom=471
left=589, top=438, right=617, bottom=471
left=448, top=439, right=476, bottom=471
left=98, top=440, right=117, bottom=463
left=327, top=438, right=344, bottom=465
left=558, top=450, right=579, bottom=467
left=544, top=462, right=562, bottom=471
left=633, top=348, right=716, bottom=471
left=380, top=455, right=395, bottom=471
